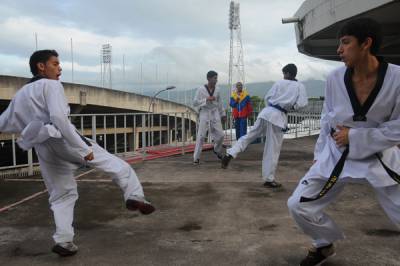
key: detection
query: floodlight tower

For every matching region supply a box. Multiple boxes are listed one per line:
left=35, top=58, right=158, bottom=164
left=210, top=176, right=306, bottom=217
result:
left=228, top=1, right=245, bottom=91
left=101, top=44, right=112, bottom=89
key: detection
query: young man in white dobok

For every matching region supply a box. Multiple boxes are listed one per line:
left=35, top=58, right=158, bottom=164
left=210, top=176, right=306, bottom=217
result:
left=287, top=18, right=400, bottom=266
left=0, top=50, right=155, bottom=257
left=221, top=64, right=308, bottom=188
left=193, top=70, right=226, bottom=164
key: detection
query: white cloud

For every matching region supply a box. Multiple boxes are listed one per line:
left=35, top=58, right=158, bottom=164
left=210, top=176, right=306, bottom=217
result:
left=0, top=0, right=342, bottom=90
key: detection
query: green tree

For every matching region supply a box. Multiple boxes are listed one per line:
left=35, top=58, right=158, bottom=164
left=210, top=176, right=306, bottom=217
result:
left=250, top=95, right=264, bottom=112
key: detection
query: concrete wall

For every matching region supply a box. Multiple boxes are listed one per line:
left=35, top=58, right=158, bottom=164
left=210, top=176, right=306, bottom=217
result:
left=0, top=75, right=197, bottom=116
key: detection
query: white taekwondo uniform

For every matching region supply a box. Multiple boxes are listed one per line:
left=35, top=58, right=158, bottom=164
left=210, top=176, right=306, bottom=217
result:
left=193, top=85, right=226, bottom=161
left=227, top=79, right=308, bottom=182
left=0, top=78, right=145, bottom=243
left=288, top=61, right=400, bottom=248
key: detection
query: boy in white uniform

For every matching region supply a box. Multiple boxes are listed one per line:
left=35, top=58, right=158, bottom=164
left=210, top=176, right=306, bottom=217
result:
left=193, top=70, right=226, bottom=164
left=0, top=50, right=155, bottom=256
left=221, top=64, right=308, bottom=188
left=287, top=18, right=400, bottom=266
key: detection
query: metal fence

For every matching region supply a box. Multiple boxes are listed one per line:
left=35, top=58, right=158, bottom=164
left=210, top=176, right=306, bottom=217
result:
left=221, top=108, right=321, bottom=143
left=0, top=102, right=322, bottom=177
left=0, top=112, right=196, bottom=177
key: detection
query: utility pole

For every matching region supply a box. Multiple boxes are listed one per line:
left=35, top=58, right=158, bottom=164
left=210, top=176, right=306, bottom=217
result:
left=122, top=54, right=125, bottom=90
left=35, top=32, right=38, bottom=50
left=71, top=38, right=74, bottom=83
left=228, top=1, right=245, bottom=90
left=101, top=44, right=112, bottom=89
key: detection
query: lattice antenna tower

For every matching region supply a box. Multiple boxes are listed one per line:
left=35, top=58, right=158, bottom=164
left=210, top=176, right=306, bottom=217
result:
left=101, top=44, right=112, bottom=89
left=228, top=1, right=245, bottom=91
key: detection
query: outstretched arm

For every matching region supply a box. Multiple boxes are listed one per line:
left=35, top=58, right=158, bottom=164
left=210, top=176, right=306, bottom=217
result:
left=294, top=84, right=308, bottom=110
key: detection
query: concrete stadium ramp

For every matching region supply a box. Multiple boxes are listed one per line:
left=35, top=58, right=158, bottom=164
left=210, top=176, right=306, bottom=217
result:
left=291, top=0, right=400, bottom=64
left=0, top=75, right=197, bottom=116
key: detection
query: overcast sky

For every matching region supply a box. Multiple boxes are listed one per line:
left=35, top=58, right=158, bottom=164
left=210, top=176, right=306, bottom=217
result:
left=0, top=0, right=341, bottom=92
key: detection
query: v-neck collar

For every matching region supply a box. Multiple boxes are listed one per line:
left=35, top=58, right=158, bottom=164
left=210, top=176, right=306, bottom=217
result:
left=204, top=85, right=215, bottom=97
left=344, top=57, right=388, bottom=121
left=28, top=75, right=45, bottom=84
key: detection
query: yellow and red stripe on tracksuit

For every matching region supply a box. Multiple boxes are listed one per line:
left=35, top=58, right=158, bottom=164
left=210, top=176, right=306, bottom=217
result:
left=230, top=90, right=253, bottom=118
left=230, top=90, right=253, bottom=139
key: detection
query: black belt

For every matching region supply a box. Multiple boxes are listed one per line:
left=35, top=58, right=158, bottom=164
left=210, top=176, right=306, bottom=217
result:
left=76, top=130, right=92, bottom=146
left=376, top=153, right=400, bottom=183
left=268, top=102, right=287, bottom=114
left=300, top=145, right=349, bottom=203
left=300, top=128, right=400, bottom=203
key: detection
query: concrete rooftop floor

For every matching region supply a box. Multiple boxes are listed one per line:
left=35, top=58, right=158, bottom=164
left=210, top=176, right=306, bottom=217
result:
left=1, top=135, right=400, bottom=266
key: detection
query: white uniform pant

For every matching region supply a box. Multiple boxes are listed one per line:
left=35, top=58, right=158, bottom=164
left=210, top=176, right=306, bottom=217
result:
left=194, top=116, right=224, bottom=161
left=288, top=175, right=400, bottom=248
left=35, top=138, right=144, bottom=244
left=227, top=118, right=284, bottom=182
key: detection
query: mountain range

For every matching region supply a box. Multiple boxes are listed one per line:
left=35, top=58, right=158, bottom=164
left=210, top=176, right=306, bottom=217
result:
left=152, top=79, right=326, bottom=106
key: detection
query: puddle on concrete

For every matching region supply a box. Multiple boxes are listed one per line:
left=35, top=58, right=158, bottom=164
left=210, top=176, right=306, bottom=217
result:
left=178, top=222, right=202, bottom=232
left=9, top=245, right=47, bottom=258
left=364, top=229, right=400, bottom=237
left=191, top=239, right=212, bottom=243
left=259, top=224, right=278, bottom=231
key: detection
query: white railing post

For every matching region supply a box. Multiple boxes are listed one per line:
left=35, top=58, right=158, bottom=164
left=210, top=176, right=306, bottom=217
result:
left=142, top=114, right=147, bottom=158
left=12, top=134, right=16, bottom=166
left=114, top=115, right=117, bottom=153
left=195, top=114, right=199, bottom=146
left=188, top=111, right=192, bottom=144
left=133, top=115, right=137, bottom=151
left=151, top=114, right=154, bottom=147
left=124, top=115, right=127, bottom=153
left=28, top=149, right=33, bottom=176
left=147, top=113, right=151, bottom=148
left=159, top=114, right=162, bottom=145
left=182, top=112, right=185, bottom=155
left=174, top=114, right=178, bottom=147
left=167, top=113, right=170, bottom=145
left=91, top=115, right=96, bottom=142
left=81, top=116, right=84, bottom=134
left=103, top=115, right=107, bottom=149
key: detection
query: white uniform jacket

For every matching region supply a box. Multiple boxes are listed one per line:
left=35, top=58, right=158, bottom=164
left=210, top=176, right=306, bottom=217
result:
left=258, top=79, right=308, bottom=129
left=193, top=85, right=226, bottom=122
left=311, top=62, right=400, bottom=187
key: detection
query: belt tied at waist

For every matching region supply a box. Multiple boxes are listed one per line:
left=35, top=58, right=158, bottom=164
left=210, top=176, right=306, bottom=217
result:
left=268, top=102, right=287, bottom=114
left=300, top=127, right=400, bottom=203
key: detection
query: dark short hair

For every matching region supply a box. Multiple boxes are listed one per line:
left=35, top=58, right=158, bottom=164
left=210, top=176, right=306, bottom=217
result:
left=29, top=49, right=59, bottom=76
left=207, top=70, right=218, bottom=79
left=282, top=63, right=297, bottom=78
left=337, top=18, right=382, bottom=55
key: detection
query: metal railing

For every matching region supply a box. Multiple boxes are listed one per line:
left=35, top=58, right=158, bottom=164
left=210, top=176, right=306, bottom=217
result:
left=0, top=111, right=196, bottom=177
left=0, top=104, right=322, bottom=177
left=68, top=112, right=195, bottom=153
left=221, top=109, right=322, bottom=144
